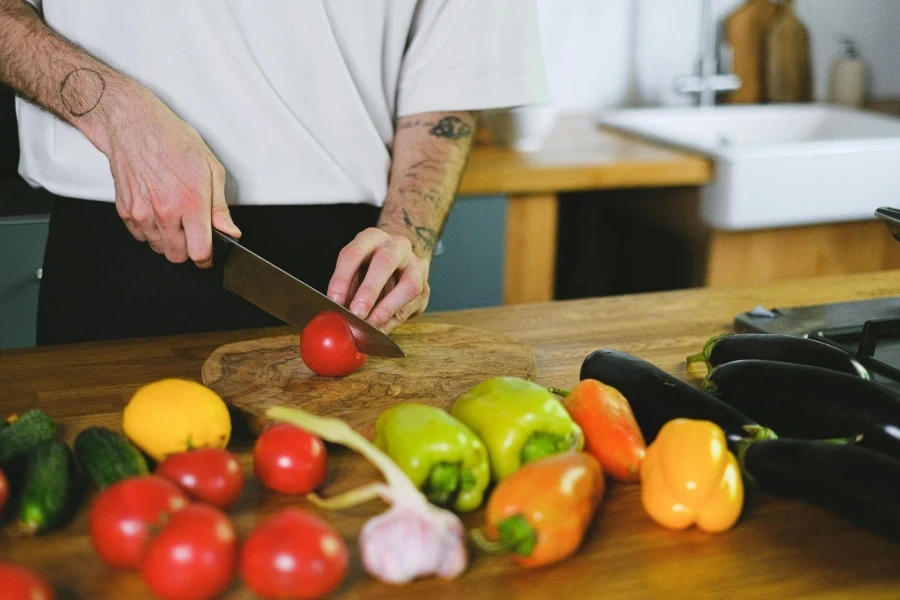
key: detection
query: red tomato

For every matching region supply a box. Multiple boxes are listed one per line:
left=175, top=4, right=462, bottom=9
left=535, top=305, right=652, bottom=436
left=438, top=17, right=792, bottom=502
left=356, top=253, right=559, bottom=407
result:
left=156, top=449, right=244, bottom=509
left=300, top=311, right=367, bottom=377
left=0, top=563, right=56, bottom=600
left=142, top=504, right=237, bottom=600
left=0, top=467, right=8, bottom=514
left=253, top=424, right=327, bottom=495
left=89, top=475, right=189, bottom=570
left=240, top=508, right=348, bottom=599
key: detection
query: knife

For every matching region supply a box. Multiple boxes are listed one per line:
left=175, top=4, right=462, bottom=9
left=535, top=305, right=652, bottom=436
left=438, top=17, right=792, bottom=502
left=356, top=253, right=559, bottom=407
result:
left=213, top=230, right=405, bottom=358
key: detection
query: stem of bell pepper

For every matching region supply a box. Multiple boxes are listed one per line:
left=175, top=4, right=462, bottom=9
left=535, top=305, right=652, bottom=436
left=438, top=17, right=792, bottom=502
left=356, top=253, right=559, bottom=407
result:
left=470, top=515, right=537, bottom=557
left=424, top=463, right=460, bottom=506
left=520, top=431, right=574, bottom=465
left=548, top=387, right=570, bottom=398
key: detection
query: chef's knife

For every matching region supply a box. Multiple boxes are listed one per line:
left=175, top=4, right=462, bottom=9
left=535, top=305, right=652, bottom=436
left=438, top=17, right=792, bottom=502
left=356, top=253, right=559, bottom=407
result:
left=213, top=230, right=405, bottom=358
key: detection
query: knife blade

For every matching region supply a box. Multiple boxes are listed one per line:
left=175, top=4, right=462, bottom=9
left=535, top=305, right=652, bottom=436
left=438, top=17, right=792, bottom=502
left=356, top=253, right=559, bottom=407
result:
left=213, top=230, right=405, bottom=358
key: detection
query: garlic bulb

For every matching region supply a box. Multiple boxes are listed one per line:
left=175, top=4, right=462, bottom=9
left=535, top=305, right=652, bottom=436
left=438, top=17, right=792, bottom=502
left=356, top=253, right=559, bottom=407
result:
left=267, top=406, right=468, bottom=584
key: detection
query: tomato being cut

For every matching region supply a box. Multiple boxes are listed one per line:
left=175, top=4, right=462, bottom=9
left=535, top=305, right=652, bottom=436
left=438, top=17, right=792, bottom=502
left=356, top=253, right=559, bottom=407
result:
left=240, top=508, right=348, bottom=599
left=156, top=448, right=244, bottom=509
left=0, top=467, right=8, bottom=515
left=254, top=423, right=327, bottom=494
left=300, top=311, right=367, bottom=377
left=0, top=563, right=56, bottom=600
left=89, top=475, right=189, bottom=570
left=142, top=504, right=237, bottom=600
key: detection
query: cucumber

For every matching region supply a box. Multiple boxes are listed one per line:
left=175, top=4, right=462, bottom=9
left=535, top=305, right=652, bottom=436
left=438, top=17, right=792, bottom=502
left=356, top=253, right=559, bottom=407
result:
left=0, top=410, right=57, bottom=462
left=18, top=439, right=77, bottom=534
left=74, top=426, right=149, bottom=488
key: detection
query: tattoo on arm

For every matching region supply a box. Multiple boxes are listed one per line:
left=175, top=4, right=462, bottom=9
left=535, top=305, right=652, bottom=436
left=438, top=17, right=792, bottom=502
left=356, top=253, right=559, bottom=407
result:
left=59, top=68, right=105, bottom=117
left=401, top=209, right=438, bottom=253
left=428, top=116, right=473, bottom=140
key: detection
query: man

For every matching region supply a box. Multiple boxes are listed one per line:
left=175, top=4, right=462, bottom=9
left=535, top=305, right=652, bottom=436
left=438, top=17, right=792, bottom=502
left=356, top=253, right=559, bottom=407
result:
left=0, top=1, right=548, bottom=344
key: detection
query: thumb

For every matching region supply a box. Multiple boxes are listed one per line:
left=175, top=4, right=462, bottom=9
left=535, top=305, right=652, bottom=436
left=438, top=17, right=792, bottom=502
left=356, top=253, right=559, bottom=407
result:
left=212, top=201, right=241, bottom=238
left=210, top=164, right=241, bottom=238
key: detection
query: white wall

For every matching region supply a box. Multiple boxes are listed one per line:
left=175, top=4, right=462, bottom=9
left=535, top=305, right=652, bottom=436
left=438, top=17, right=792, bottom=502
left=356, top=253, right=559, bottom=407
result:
left=536, top=0, right=900, bottom=111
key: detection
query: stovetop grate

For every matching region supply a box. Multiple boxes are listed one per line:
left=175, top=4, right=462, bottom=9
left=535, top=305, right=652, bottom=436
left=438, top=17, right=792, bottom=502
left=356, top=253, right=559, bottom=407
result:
left=811, top=317, right=900, bottom=384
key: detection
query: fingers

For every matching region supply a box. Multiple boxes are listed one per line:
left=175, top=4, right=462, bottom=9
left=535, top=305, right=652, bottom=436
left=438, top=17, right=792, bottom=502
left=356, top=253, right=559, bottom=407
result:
left=210, top=160, right=241, bottom=239
left=377, top=288, right=429, bottom=334
left=367, top=265, right=427, bottom=329
left=327, top=228, right=386, bottom=307
left=348, top=236, right=413, bottom=319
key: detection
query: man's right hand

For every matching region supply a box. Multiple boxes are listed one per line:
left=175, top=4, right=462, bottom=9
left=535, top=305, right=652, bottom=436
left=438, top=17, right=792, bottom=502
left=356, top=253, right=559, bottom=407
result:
left=0, top=1, right=239, bottom=267
left=101, top=88, right=242, bottom=268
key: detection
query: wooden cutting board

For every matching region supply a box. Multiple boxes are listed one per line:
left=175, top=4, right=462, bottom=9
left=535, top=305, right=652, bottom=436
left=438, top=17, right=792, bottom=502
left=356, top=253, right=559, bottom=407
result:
left=724, top=0, right=778, bottom=104
left=201, top=322, right=536, bottom=436
left=765, top=0, right=812, bottom=103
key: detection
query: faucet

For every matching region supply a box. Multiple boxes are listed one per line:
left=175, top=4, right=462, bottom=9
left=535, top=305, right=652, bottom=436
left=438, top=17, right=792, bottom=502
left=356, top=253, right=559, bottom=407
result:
left=675, top=0, right=742, bottom=106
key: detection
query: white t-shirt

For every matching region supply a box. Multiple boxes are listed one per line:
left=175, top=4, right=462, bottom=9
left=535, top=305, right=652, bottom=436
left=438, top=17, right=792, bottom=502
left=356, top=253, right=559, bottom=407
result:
left=16, top=0, right=549, bottom=206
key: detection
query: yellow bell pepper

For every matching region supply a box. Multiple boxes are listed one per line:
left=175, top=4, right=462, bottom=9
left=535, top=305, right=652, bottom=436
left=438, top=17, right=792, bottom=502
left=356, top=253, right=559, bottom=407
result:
left=640, top=418, right=743, bottom=533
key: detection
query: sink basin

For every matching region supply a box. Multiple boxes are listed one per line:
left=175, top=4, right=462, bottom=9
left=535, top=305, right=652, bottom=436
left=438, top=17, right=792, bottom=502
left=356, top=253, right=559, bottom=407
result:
left=597, top=105, right=900, bottom=230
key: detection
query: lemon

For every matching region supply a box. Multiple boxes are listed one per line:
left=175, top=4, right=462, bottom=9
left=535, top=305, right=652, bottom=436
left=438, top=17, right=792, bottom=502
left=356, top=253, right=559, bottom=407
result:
left=123, top=378, right=231, bottom=461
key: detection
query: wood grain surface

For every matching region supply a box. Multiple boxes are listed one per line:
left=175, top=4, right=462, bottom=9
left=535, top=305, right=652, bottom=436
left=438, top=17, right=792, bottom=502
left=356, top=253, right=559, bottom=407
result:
left=202, top=322, right=536, bottom=437
left=725, top=0, right=778, bottom=104
left=459, top=114, right=713, bottom=196
left=2, top=270, right=900, bottom=599
left=765, top=0, right=812, bottom=103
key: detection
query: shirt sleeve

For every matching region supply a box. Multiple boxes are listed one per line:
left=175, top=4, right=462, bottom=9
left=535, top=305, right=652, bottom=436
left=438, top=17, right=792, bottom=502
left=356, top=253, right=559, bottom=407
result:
left=396, top=0, right=550, bottom=117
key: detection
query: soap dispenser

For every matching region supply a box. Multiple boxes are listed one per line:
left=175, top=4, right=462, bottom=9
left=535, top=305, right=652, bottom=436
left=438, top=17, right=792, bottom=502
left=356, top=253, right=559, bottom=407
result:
left=829, top=38, right=868, bottom=108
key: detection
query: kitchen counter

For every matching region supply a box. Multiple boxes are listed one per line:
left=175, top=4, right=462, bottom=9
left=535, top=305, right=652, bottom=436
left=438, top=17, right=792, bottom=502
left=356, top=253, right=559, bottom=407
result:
left=1, top=270, right=898, bottom=599
left=459, top=113, right=714, bottom=304
left=459, top=113, right=713, bottom=196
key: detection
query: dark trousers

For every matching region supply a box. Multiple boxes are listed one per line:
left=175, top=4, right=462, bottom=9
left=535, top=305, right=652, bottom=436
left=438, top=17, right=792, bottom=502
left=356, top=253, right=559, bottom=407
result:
left=36, top=196, right=379, bottom=345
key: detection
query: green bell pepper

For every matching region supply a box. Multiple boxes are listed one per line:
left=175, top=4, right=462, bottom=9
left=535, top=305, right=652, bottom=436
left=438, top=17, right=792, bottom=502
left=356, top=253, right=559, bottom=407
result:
left=373, top=403, right=491, bottom=512
left=450, top=377, right=584, bottom=481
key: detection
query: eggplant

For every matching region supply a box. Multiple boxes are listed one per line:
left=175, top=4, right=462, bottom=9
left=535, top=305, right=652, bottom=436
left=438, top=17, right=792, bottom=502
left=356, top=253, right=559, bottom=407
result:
left=703, top=359, right=900, bottom=458
left=687, top=333, right=869, bottom=378
left=739, top=438, right=900, bottom=541
left=580, top=349, right=776, bottom=445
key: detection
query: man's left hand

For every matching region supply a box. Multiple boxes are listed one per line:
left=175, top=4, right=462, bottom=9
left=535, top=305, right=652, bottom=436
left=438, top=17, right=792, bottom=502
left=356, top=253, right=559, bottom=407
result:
left=327, top=227, right=431, bottom=335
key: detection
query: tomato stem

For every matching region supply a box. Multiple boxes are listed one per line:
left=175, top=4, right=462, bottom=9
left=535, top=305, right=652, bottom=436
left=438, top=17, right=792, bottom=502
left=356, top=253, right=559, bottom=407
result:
left=548, top=387, right=570, bottom=398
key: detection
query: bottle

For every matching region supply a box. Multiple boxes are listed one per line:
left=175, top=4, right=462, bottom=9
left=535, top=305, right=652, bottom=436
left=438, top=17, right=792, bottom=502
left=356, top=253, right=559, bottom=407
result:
left=829, top=38, right=868, bottom=108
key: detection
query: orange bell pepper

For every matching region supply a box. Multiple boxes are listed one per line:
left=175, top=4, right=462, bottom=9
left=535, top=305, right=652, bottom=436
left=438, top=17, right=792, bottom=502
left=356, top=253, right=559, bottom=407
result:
left=640, top=418, right=744, bottom=533
left=555, top=380, right=646, bottom=483
left=476, top=452, right=604, bottom=568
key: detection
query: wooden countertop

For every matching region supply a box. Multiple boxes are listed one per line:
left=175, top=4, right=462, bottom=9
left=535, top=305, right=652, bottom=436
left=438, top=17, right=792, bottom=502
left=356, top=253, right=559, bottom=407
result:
left=458, top=113, right=713, bottom=196
left=2, top=271, right=900, bottom=599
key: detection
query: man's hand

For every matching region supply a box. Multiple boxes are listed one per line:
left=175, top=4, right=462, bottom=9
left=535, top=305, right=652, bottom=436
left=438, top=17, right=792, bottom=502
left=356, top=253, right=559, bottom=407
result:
left=327, top=228, right=430, bottom=334
left=0, top=0, right=240, bottom=268
left=105, top=90, right=241, bottom=267
left=326, top=111, right=474, bottom=334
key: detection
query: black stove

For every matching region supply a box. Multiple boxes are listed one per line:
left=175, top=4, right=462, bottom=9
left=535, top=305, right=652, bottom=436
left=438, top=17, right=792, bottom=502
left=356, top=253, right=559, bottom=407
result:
left=735, top=295, right=900, bottom=392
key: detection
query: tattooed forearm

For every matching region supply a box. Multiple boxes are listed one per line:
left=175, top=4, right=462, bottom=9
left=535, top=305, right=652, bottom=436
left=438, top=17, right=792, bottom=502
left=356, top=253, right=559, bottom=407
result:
left=401, top=209, right=439, bottom=253
left=59, top=68, right=105, bottom=117
left=429, top=116, right=473, bottom=140
left=396, top=116, right=474, bottom=141
left=378, top=111, right=475, bottom=259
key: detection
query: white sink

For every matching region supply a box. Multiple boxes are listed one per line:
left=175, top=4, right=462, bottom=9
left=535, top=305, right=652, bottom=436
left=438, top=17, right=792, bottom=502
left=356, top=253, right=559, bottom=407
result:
left=597, top=104, right=900, bottom=231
